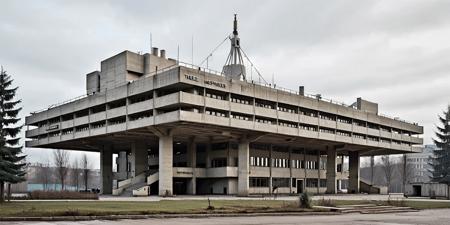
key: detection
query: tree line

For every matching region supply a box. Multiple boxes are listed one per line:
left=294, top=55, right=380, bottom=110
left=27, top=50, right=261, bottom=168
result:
left=38, top=150, right=92, bottom=192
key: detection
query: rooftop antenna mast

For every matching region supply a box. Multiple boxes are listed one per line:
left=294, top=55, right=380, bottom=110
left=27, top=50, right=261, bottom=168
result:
left=222, top=14, right=246, bottom=80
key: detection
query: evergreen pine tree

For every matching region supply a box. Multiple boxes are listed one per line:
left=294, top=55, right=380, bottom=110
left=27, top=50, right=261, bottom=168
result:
left=0, top=66, right=26, bottom=203
left=430, top=105, right=450, bottom=184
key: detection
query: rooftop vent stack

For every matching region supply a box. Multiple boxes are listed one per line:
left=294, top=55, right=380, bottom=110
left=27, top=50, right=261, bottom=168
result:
left=152, top=47, right=159, bottom=56
left=299, top=86, right=305, bottom=96
left=160, top=49, right=166, bottom=58
left=222, top=14, right=246, bottom=81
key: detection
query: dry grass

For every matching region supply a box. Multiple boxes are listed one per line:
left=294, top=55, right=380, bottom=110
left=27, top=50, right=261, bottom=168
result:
left=29, top=191, right=98, bottom=200
left=0, top=200, right=317, bottom=217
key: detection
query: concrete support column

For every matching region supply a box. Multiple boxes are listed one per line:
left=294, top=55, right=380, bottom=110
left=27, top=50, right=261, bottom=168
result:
left=289, top=147, right=293, bottom=194
left=206, top=140, right=212, bottom=168
left=317, top=150, right=321, bottom=193
left=130, top=141, right=148, bottom=177
left=159, top=135, right=173, bottom=196
left=326, top=148, right=337, bottom=194
left=117, top=151, right=128, bottom=179
left=348, top=151, right=360, bottom=194
left=370, top=155, right=375, bottom=185
left=238, top=139, right=250, bottom=196
left=100, top=146, right=113, bottom=194
left=269, top=144, right=273, bottom=194
left=187, top=137, right=196, bottom=195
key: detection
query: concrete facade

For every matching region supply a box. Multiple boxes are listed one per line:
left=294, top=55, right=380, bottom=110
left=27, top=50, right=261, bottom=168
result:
left=25, top=44, right=423, bottom=196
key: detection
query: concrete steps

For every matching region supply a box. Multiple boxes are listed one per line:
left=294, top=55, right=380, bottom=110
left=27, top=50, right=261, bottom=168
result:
left=315, top=204, right=418, bottom=214
left=338, top=204, right=418, bottom=214
left=121, top=181, right=148, bottom=197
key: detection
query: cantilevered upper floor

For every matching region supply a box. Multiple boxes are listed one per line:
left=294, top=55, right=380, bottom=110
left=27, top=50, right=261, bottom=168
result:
left=25, top=50, right=423, bottom=154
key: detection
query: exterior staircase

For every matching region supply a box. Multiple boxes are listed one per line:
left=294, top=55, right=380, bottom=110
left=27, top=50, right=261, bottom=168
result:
left=360, top=178, right=388, bottom=194
left=147, top=171, right=159, bottom=185
left=113, top=170, right=160, bottom=197
left=121, top=181, right=147, bottom=197
left=112, top=173, right=146, bottom=196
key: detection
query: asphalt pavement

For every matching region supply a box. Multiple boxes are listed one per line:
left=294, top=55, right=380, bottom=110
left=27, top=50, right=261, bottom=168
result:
left=3, top=208, right=450, bottom=225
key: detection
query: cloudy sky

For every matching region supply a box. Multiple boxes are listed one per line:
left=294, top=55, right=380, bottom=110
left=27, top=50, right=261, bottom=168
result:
left=1, top=0, right=449, bottom=169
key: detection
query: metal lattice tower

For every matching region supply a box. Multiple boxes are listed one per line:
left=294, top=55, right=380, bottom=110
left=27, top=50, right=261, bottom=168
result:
left=223, top=14, right=246, bottom=80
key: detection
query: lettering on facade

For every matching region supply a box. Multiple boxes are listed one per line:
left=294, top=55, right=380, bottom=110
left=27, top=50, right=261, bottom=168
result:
left=177, top=171, right=193, bottom=175
left=184, top=74, right=199, bottom=82
left=204, top=80, right=226, bottom=88
left=47, top=124, right=59, bottom=131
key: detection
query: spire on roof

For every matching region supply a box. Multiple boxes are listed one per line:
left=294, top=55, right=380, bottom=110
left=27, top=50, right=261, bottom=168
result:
left=223, top=14, right=246, bottom=80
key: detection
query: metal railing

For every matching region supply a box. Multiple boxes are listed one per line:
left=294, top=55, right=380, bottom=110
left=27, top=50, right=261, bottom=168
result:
left=31, top=94, right=88, bottom=114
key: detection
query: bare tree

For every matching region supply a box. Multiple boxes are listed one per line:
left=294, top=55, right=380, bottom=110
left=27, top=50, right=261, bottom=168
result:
left=38, top=159, right=52, bottom=191
left=53, top=150, right=69, bottom=190
left=71, top=158, right=81, bottom=191
left=381, top=155, right=394, bottom=193
left=81, top=154, right=90, bottom=191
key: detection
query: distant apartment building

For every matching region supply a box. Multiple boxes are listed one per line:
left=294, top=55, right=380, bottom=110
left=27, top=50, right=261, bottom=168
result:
left=406, top=144, right=435, bottom=183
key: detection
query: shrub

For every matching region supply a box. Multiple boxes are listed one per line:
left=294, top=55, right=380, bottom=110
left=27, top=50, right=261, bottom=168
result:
left=299, top=192, right=312, bottom=208
left=29, top=191, right=98, bottom=200
left=206, top=197, right=215, bottom=210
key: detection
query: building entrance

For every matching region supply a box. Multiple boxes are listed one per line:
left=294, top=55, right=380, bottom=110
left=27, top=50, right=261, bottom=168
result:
left=296, top=180, right=304, bottom=194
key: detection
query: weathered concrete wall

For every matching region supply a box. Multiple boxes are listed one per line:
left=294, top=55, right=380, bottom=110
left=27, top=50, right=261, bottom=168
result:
left=405, top=183, right=449, bottom=198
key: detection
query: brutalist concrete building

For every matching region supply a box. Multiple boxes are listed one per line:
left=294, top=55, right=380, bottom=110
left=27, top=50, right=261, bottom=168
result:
left=25, top=16, right=423, bottom=196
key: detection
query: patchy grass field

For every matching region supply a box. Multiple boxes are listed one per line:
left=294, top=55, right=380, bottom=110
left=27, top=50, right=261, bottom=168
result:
left=0, top=199, right=448, bottom=217
left=0, top=200, right=316, bottom=217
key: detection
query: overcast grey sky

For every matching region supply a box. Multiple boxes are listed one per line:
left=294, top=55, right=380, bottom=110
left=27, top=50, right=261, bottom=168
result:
left=1, top=0, right=449, bottom=169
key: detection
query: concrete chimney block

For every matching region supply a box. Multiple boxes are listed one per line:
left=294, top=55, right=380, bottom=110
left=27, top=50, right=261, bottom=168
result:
left=152, top=47, right=159, bottom=56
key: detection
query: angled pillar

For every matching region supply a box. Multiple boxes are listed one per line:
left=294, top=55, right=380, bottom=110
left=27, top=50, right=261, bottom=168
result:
left=100, top=145, right=113, bottom=194
left=326, top=147, right=337, bottom=194
left=348, top=151, right=360, bottom=194
left=159, top=134, right=173, bottom=196
left=238, top=139, right=250, bottom=196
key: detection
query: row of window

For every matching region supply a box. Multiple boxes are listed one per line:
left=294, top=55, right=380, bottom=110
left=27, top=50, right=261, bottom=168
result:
left=250, top=177, right=329, bottom=188
left=37, top=112, right=151, bottom=138
left=208, top=92, right=406, bottom=135
left=249, top=157, right=336, bottom=171
left=36, top=95, right=151, bottom=127
left=35, top=87, right=415, bottom=138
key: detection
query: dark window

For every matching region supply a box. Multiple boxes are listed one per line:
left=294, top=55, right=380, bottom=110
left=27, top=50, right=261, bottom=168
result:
left=320, top=179, right=327, bottom=188
left=250, top=177, right=269, bottom=187
left=273, top=178, right=290, bottom=188
left=306, top=178, right=318, bottom=188
left=211, top=158, right=227, bottom=167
